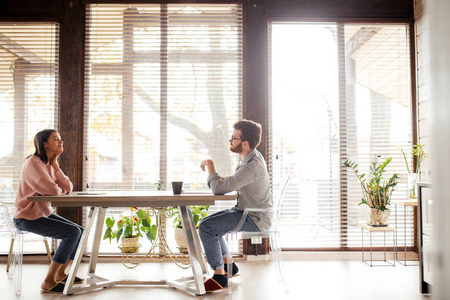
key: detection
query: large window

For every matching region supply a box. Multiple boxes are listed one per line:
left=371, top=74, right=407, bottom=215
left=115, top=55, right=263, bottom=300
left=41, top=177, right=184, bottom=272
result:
left=270, top=22, right=413, bottom=249
left=0, top=22, right=60, bottom=254
left=84, top=4, right=242, bottom=252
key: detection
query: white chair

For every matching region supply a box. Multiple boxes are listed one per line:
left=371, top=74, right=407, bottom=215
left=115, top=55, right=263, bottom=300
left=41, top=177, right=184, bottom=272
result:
left=225, top=176, right=292, bottom=294
left=0, top=179, right=52, bottom=296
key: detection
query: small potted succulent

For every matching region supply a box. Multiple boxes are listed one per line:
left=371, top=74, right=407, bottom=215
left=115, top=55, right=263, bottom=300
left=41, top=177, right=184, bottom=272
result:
left=103, top=207, right=156, bottom=253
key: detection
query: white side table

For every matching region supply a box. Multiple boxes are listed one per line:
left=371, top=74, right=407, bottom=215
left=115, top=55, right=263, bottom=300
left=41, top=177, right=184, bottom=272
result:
left=392, top=199, right=419, bottom=266
left=361, top=224, right=396, bottom=267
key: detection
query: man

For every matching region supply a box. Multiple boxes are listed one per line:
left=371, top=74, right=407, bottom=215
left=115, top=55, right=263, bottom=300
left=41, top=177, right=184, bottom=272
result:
left=199, top=119, right=272, bottom=291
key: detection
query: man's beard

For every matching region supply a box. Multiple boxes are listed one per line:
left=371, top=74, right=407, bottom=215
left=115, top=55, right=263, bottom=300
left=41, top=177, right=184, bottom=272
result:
left=230, top=143, right=243, bottom=153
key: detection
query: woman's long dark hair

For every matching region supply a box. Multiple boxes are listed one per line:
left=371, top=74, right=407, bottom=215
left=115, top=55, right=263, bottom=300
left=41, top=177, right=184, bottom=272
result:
left=32, top=129, right=57, bottom=163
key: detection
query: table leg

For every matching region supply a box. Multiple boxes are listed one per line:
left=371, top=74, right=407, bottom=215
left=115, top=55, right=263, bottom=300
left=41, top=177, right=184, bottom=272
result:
left=182, top=206, right=208, bottom=274
left=370, top=231, right=373, bottom=267
left=395, top=204, right=398, bottom=261
left=64, top=207, right=115, bottom=295
left=166, top=205, right=207, bottom=295
left=403, top=205, right=407, bottom=265
left=396, top=205, right=418, bottom=266
left=64, top=207, right=96, bottom=294
left=361, top=228, right=364, bottom=263
left=89, top=207, right=107, bottom=273
left=393, top=228, right=396, bottom=266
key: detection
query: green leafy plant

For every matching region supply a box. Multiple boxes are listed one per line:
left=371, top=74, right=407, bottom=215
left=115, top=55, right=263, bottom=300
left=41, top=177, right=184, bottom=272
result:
left=400, top=144, right=428, bottom=174
left=103, top=207, right=156, bottom=243
left=169, top=205, right=210, bottom=228
left=342, top=155, right=399, bottom=211
left=155, top=180, right=165, bottom=191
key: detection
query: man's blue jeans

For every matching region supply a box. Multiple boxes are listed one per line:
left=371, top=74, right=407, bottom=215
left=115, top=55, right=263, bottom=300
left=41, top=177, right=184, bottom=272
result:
left=198, top=208, right=260, bottom=270
left=14, top=213, right=83, bottom=265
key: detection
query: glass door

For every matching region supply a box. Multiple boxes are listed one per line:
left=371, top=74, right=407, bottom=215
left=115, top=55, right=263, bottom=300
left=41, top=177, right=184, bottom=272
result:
left=269, top=23, right=341, bottom=248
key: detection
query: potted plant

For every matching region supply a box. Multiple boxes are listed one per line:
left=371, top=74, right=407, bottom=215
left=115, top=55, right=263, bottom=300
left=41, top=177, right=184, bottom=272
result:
left=103, top=207, right=156, bottom=253
left=155, top=179, right=165, bottom=191
left=342, top=155, right=399, bottom=226
left=169, top=205, right=209, bottom=252
left=399, top=144, right=428, bottom=198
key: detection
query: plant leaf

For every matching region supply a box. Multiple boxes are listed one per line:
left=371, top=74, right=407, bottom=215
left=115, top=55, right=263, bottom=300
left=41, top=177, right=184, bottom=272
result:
left=146, top=230, right=155, bottom=242
left=150, top=225, right=157, bottom=240
left=142, top=218, right=151, bottom=227
left=117, top=220, right=124, bottom=229
left=136, top=209, right=147, bottom=219
left=124, top=225, right=132, bottom=238
left=193, top=215, right=199, bottom=227
left=105, top=217, right=115, bottom=228
left=102, top=227, right=112, bottom=242
left=116, top=228, right=123, bottom=242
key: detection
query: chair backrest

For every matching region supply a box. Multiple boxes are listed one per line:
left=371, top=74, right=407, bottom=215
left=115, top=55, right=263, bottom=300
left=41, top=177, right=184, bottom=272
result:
left=273, top=176, right=292, bottom=208
left=271, top=176, right=292, bottom=230
left=0, top=178, right=20, bottom=234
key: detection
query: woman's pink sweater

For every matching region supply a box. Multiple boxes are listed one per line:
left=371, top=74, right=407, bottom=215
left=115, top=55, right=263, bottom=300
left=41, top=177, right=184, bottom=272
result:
left=13, top=155, right=73, bottom=220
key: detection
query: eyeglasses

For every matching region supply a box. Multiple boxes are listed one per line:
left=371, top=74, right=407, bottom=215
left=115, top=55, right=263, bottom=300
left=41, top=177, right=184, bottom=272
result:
left=230, top=136, right=242, bottom=141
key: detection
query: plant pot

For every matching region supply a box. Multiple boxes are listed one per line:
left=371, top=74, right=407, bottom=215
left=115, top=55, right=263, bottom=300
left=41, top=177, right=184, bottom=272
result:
left=120, top=236, right=140, bottom=253
left=408, top=173, right=418, bottom=198
left=175, top=227, right=187, bottom=251
left=367, top=208, right=390, bottom=226
left=174, top=227, right=198, bottom=253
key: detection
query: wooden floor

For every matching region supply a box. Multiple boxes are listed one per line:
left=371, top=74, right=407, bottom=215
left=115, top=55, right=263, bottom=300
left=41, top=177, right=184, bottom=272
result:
left=0, top=258, right=431, bottom=300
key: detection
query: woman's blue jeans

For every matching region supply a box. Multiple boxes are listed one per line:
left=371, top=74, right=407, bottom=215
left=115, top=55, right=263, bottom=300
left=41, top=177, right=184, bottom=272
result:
left=14, top=213, right=84, bottom=265
left=198, top=208, right=260, bottom=270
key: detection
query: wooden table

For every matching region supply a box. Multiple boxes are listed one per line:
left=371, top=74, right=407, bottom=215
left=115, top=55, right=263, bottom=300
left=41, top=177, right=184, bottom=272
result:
left=29, top=191, right=237, bottom=295
left=392, top=199, right=418, bottom=266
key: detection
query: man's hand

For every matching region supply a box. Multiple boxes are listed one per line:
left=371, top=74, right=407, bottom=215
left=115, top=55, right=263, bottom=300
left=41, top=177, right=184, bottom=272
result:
left=200, top=159, right=217, bottom=175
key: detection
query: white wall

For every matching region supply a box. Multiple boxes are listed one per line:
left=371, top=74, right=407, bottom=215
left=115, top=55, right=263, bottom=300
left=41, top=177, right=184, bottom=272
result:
left=415, top=0, right=432, bottom=181
left=429, top=0, right=450, bottom=299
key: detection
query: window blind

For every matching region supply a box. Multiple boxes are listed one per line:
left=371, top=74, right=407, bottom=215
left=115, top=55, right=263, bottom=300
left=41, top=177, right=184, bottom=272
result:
left=269, top=22, right=413, bottom=250
left=84, top=4, right=242, bottom=253
left=0, top=22, right=59, bottom=254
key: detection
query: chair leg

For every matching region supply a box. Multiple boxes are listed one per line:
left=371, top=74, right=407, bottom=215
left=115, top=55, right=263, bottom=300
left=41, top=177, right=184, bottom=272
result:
left=43, top=239, right=52, bottom=263
left=15, top=234, right=23, bottom=295
left=271, top=233, right=289, bottom=293
left=226, top=233, right=234, bottom=294
left=7, top=237, right=15, bottom=273
left=268, top=235, right=281, bottom=280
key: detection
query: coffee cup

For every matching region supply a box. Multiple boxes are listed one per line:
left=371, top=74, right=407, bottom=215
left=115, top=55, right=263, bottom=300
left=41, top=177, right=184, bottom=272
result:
left=171, top=181, right=183, bottom=195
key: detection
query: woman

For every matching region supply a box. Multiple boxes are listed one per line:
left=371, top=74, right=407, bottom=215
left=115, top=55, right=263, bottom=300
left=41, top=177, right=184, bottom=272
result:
left=13, top=129, right=84, bottom=293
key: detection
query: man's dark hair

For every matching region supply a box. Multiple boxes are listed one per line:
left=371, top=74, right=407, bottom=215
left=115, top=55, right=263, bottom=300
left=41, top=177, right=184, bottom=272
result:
left=233, top=119, right=262, bottom=150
